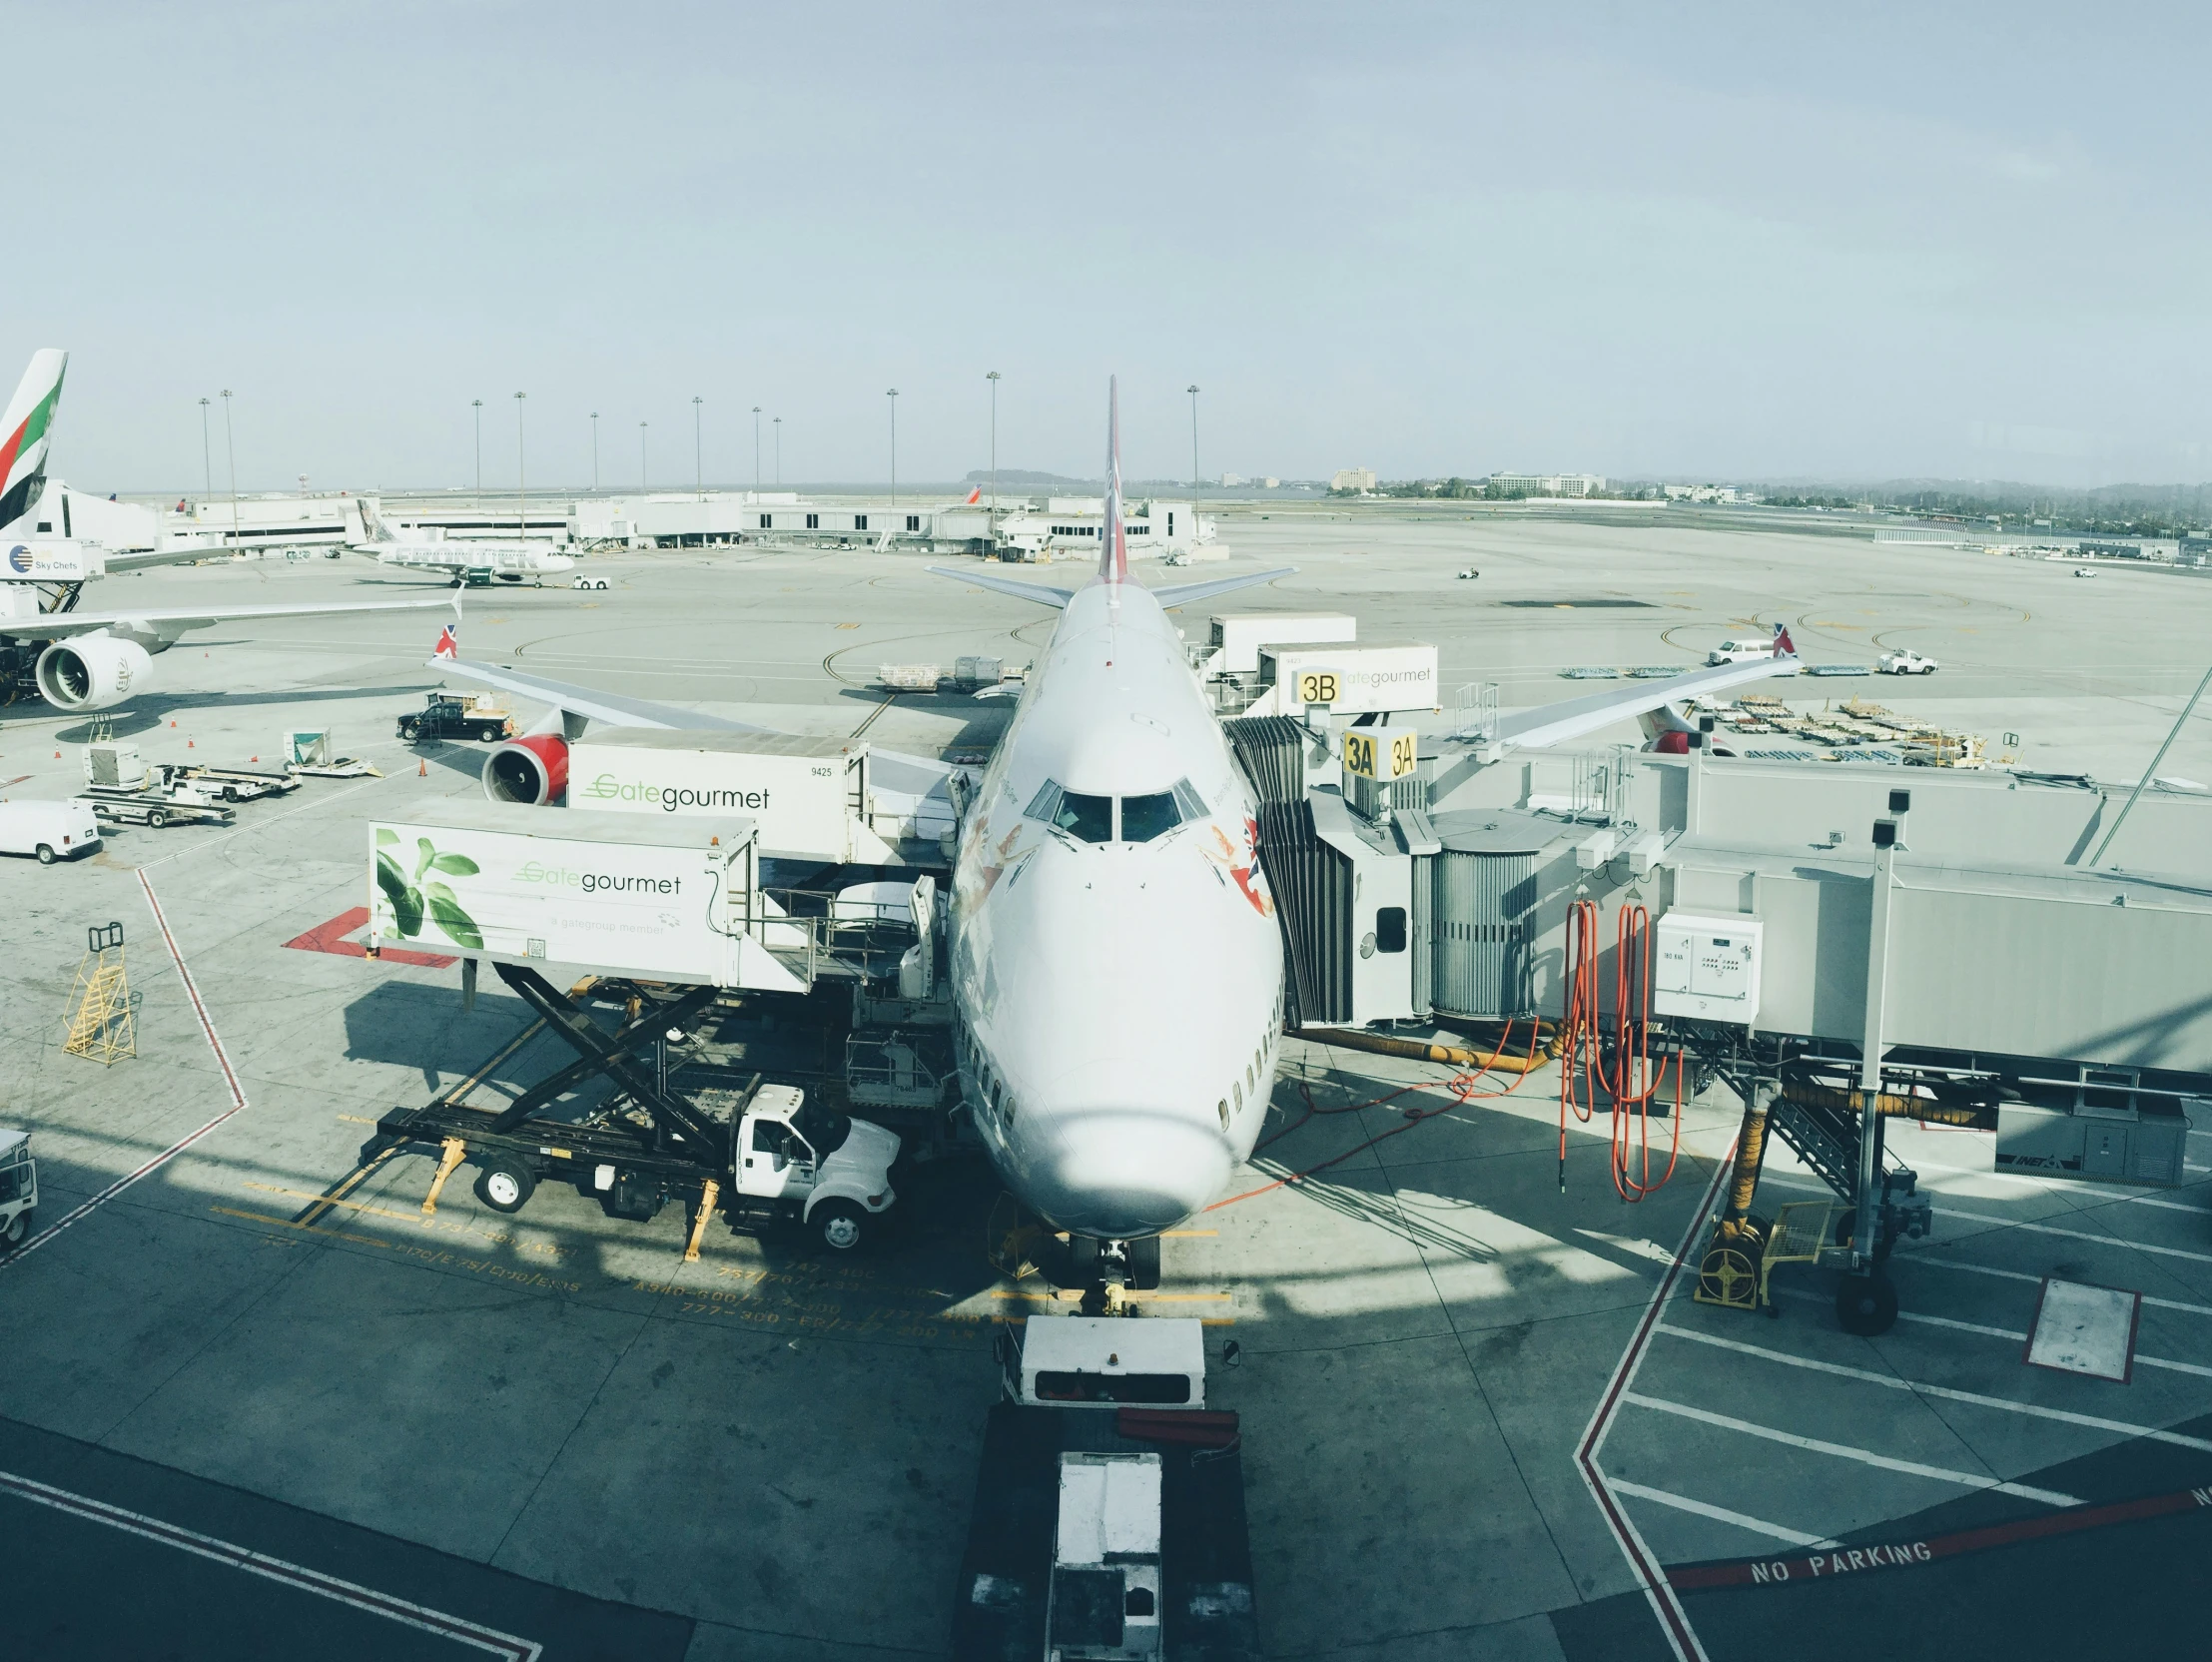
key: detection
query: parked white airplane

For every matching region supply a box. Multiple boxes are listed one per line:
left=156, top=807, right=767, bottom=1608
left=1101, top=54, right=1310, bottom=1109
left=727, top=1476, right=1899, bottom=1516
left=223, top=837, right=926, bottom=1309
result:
left=0, top=350, right=449, bottom=711
left=428, top=382, right=1801, bottom=1281
left=356, top=500, right=574, bottom=586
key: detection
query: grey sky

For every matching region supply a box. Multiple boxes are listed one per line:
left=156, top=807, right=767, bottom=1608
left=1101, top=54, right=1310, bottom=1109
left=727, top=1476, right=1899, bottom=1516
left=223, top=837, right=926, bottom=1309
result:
left=15, top=3, right=2210, bottom=493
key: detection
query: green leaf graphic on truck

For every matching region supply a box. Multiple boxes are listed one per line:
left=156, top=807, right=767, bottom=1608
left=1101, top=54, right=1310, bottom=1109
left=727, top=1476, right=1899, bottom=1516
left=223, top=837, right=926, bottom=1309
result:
left=374, top=829, right=483, bottom=948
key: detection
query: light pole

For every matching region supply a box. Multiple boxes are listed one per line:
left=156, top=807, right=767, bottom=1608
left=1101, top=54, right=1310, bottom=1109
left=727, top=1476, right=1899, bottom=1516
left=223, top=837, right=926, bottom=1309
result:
left=639, top=421, right=648, bottom=492
left=987, top=370, right=1000, bottom=515
left=887, top=389, right=899, bottom=508
left=752, top=407, right=761, bottom=492
left=1186, top=385, right=1200, bottom=488
left=513, top=392, right=526, bottom=540
left=773, top=416, right=781, bottom=485
left=471, top=398, right=483, bottom=508
left=590, top=412, right=599, bottom=491
left=221, top=389, right=239, bottom=548
left=197, top=398, right=212, bottom=501
left=692, top=396, right=703, bottom=501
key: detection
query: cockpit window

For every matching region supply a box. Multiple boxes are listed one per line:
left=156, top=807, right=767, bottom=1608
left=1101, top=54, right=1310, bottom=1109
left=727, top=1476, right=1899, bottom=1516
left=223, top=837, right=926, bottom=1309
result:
left=1120, top=792, right=1180, bottom=843
left=1027, top=780, right=1111, bottom=843
left=1171, top=778, right=1208, bottom=820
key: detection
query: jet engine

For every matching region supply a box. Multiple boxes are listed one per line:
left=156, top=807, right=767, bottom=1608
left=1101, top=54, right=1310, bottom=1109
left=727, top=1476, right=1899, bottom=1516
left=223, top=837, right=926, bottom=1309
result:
left=482, top=733, right=568, bottom=804
left=36, top=634, right=153, bottom=710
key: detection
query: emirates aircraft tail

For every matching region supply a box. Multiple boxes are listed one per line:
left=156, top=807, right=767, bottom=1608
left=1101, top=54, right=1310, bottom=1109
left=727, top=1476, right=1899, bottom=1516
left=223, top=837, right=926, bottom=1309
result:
left=0, top=350, right=67, bottom=531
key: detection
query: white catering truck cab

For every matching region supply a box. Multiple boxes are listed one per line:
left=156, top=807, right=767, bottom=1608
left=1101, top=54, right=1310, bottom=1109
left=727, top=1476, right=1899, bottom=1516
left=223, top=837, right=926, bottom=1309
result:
left=726, top=1084, right=900, bottom=1249
left=0, top=1130, right=38, bottom=1250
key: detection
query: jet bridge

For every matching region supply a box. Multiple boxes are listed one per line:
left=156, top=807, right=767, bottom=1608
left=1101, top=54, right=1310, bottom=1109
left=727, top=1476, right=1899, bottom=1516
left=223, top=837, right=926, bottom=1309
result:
left=1233, top=718, right=2212, bottom=1331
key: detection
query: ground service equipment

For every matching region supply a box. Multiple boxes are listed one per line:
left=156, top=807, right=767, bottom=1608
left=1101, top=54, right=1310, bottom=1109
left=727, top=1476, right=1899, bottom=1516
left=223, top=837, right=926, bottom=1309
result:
left=397, top=691, right=514, bottom=743
left=953, top=1317, right=1257, bottom=1661
left=0, top=1130, right=38, bottom=1251
left=369, top=965, right=898, bottom=1253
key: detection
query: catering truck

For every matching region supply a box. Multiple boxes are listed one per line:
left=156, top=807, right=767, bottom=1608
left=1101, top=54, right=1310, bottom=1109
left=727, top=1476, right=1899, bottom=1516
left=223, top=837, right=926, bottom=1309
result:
left=561, top=730, right=894, bottom=863
left=953, top=1317, right=1258, bottom=1661
left=367, top=801, right=805, bottom=992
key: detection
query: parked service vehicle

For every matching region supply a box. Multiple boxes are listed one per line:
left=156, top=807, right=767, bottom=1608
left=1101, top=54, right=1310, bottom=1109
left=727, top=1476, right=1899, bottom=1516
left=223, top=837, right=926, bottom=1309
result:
left=1877, top=648, right=1938, bottom=675
left=91, top=791, right=236, bottom=831
left=1457, top=567, right=1480, bottom=579
left=572, top=574, right=609, bottom=590
left=0, top=1130, right=37, bottom=1250
left=0, top=799, right=101, bottom=864
left=1707, top=637, right=1775, bottom=665
left=2073, top=566, right=2097, bottom=578
left=396, top=691, right=515, bottom=743
left=952, top=1318, right=1257, bottom=1660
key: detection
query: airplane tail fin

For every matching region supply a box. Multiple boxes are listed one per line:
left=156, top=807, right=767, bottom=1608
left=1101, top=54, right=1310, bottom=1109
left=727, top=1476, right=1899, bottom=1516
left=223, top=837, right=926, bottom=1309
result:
left=965, top=484, right=981, bottom=505
left=0, top=350, right=67, bottom=531
left=1100, top=377, right=1127, bottom=586
left=434, top=618, right=459, bottom=659
left=1773, top=622, right=1797, bottom=657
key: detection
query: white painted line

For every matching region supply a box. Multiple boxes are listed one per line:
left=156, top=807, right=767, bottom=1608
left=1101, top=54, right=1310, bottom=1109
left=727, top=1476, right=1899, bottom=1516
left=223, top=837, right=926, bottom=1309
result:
left=1657, top=1323, right=2212, bottom=1452
left=138, top=769, right=395, bottom=870
left=2027, top=1279, right=2141, bottom=1383
left=1623, top=1391, right=2081, bottom=1507
left=1577, top=1152, right=1736, bottom=1662
left=4, top=873, right=250, bottom=1269
left=1900, top=1254, right=2212, bottom=1320
left=1783, top=1285, right=2212, bottom=1380
left=1608, top=1477, right=1838, bottom=1549
left=1936, top=1207, right=2212, bottom=1266
left=0, top=1467, right=540, bottom=1658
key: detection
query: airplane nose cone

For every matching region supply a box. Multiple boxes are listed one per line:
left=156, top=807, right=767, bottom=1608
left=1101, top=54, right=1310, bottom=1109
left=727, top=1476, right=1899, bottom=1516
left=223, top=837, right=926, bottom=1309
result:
left=1031, top=1113, right=1232, bottom=1238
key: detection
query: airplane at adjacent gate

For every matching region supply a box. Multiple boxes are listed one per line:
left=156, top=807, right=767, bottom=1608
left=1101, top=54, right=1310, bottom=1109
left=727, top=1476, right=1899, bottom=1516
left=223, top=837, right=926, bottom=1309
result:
left=0, top=350, right=449, bottom=712
left=430, top=380, right=1804, bottom=1282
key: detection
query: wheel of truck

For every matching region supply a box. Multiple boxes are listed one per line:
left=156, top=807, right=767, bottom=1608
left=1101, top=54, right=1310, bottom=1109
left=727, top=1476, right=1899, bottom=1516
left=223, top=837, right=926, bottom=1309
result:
left=147, top=809, right=168, bottom=829
left=813, top=1201, right=869, bottom=1251
left=34, top=843, right=55, bottom=864
left=222, top=786, right=240, bottom=803
left=1, top=1209, right=31, bottom=1250
left=1127, top=1235, right=1162, bottom=1290
left=474, top=1156, right=537, bottom=1215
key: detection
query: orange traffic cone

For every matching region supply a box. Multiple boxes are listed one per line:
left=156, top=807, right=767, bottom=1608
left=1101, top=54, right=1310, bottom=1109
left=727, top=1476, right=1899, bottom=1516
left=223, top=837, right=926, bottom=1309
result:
left=417, top=757, right=427, bottom=776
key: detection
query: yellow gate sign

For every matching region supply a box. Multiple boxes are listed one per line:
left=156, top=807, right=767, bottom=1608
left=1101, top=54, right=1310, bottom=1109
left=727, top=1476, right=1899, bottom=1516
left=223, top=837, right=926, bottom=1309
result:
left=1295, top=669, right=1340, bottom=707
left=1343, top=729, right=1418, bottom=781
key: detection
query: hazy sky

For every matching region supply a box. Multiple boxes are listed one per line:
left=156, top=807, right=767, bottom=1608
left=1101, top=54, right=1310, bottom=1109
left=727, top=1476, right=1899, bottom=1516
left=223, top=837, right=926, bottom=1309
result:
left=14, top=3, right=2212, bottom=493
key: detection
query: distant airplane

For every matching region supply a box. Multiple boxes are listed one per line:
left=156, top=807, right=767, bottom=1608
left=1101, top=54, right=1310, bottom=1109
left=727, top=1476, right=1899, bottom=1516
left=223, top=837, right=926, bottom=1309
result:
left=422, top=379, right=1801, bottom=1290
left=355, top=499, right=575, bottom=586
left=0, top=350, right=447, bottom=712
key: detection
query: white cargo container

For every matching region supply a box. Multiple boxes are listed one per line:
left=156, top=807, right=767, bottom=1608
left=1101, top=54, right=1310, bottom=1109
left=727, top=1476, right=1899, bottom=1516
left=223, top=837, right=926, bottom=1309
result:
left=1254, top=641, right=1439, bottom=715
left=367, top=801, right=800, bottom=990
left=1207, top=612, right=1356, bottom=674
left=562, top=730, right=881, bottom=863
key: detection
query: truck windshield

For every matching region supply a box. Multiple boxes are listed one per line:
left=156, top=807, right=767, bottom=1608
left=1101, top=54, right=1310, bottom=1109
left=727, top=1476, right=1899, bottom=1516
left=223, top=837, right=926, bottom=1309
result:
left=1033, top=1370, right=1192, bottom=1404
left=794, top=1099, right=852, bottom=1158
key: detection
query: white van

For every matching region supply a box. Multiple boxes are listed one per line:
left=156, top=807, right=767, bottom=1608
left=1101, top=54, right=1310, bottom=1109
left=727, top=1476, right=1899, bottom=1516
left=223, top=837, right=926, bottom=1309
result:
left=0, top=798, right=102, bottom=863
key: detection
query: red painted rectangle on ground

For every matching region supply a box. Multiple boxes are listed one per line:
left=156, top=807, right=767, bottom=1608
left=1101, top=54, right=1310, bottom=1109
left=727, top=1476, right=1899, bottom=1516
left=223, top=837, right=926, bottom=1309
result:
left=283, top=907, right=456, bottom=969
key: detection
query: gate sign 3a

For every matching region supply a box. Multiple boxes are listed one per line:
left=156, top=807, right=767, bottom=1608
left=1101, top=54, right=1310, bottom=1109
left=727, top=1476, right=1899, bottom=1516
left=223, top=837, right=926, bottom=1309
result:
left=1342, top=729, right=1418, bottom=781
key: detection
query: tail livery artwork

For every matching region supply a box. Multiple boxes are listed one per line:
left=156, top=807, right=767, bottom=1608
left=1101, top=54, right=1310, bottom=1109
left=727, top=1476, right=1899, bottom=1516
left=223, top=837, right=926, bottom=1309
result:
left=434, top=622, right=459, bottom=660
left=0, top=349, right=449, bottom=713
left=422, top=381, right=1804, bottom=1279
left=0, top=350, right=66, bottom=530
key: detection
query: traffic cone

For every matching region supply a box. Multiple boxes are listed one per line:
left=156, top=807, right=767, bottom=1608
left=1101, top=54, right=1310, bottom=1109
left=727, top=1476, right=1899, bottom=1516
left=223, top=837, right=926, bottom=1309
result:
left=417, top=757, right=427, bottom=776
left=170, top=720, right=177, bottom=727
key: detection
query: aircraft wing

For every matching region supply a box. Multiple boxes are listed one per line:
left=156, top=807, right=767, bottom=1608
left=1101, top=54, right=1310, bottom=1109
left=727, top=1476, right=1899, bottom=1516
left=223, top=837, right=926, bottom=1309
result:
left=1493, top=654, right=1802, bottom=752
left=926, top=565, right=1076, bottom=607
left=1146, top=565, right=1296, bottom=609
left=3, top=595, right=450, bottom=643
left=433, top=657, right=770, bottom=732
left=104, top=546, right=236, bottom=574
left=432, top=653, right=960, bottom=800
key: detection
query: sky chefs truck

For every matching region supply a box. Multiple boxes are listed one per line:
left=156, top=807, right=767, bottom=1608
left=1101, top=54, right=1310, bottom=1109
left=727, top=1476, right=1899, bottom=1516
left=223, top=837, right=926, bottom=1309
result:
left=562, top=730, right=909, bottom=864
left=368, top=801, right=804, bottom=993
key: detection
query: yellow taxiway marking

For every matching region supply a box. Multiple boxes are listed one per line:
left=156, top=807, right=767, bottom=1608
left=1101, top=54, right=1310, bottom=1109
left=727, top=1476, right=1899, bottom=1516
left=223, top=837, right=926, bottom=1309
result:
left=1161, top=1229, right=1218, bottom=1238
left=337, top=1115, right=377, bottom=1126
left=1004, top=1314, right=1236, bottom=1326
left=212, top=1207, right=385, bottom=1248
left=248, top=1180, right=434, bottom=1228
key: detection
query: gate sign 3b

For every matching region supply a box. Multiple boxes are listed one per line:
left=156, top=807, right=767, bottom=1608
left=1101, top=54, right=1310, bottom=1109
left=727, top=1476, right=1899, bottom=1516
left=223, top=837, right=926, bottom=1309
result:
left=1342, top=729, right=1417, bottom=781
left=1295, top=668, right=1340, bottom=707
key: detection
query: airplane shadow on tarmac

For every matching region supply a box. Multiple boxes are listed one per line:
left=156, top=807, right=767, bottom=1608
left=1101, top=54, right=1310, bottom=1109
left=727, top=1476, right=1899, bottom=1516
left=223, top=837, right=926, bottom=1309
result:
left=30, top=681, right=442, bottom=742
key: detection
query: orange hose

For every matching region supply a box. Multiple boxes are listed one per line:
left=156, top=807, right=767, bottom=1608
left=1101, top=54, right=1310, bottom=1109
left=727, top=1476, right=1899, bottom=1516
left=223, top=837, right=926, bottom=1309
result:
left=1558, top=899, right=1684, bottom=1201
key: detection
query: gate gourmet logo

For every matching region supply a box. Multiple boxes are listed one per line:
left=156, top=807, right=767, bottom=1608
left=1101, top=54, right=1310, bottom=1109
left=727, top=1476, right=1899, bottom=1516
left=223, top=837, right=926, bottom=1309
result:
left=583, top=772, right=770, bottom=814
